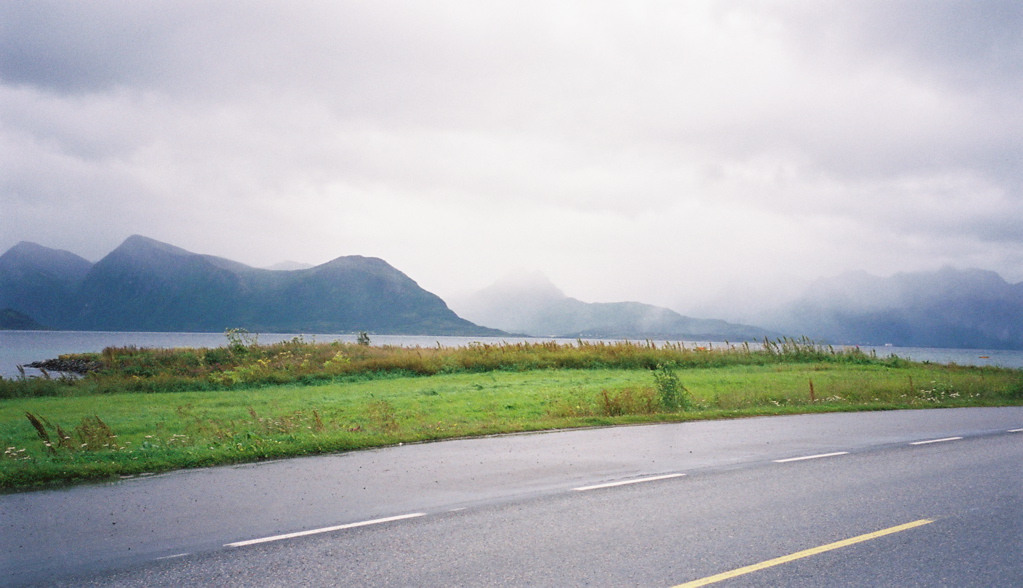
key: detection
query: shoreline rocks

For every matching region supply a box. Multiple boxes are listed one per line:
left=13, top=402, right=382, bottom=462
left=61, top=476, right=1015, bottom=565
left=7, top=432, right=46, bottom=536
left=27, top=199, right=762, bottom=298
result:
left=25, top=358, right=103, bottom=374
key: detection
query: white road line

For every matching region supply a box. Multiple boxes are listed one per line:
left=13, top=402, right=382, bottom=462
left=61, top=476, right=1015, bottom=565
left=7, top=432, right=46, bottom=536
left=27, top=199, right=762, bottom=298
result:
left=910, top=436, right=963, bottom=445
left=573, top=473, right=686, bottom=491
left=773, top=451, right=849, bottom=463
left=225, top=513, right=427, bottom=548
left=1009, top=428, right=1023, bottom=433
left=155, top=553, right=189, bottom=560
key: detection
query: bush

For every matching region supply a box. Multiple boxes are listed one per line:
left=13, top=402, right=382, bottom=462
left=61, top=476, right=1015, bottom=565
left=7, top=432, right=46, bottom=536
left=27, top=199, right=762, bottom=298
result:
left=653, top=364, right=692, bottom=411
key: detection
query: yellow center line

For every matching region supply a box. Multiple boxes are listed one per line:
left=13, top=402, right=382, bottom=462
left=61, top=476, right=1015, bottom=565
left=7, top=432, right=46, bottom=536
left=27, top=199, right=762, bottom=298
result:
left=672, top=519, right=933, bottom=588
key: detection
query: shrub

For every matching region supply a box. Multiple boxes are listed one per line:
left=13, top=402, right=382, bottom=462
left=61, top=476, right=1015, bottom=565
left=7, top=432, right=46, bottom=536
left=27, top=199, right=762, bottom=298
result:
left=653, top=364, right=692, bottom=411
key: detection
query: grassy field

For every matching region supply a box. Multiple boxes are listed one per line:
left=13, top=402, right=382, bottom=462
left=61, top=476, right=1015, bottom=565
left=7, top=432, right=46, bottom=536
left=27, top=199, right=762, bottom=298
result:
left=2, top=337, right=1021, bottom=491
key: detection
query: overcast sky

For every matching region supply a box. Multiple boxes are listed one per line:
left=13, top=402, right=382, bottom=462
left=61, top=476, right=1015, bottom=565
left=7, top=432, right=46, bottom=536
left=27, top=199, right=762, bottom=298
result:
left=2, top=1, right=1021, bottom=320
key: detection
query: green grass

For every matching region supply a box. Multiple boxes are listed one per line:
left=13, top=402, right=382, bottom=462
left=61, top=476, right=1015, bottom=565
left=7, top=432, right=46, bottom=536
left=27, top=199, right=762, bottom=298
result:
left=0, top=336, right=904, bottom=399
left=2, top=339, right=1022, bottom=491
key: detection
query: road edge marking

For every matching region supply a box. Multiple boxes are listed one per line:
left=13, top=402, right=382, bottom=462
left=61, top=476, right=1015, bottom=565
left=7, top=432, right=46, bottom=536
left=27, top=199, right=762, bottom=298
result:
left=773, top=451, right=849, bottom=463
left=910, top=436, right=962, bottom=445
left=672, top=519, right=934, bottom=588
left=225, top=512, right=427, bottom=548
left=573, top=473, right=685, bottom=491
left=155, top=553, right=190, bottom=560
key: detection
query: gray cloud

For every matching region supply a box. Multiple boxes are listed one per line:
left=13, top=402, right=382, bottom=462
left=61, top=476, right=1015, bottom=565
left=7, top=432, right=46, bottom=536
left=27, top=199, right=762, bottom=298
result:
left=1, top=1, right=1021, bottom=318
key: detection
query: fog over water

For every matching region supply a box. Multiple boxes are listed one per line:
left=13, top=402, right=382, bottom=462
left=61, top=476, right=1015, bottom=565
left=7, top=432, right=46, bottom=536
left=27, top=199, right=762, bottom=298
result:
left=2, top=2, right=1022, bottom=320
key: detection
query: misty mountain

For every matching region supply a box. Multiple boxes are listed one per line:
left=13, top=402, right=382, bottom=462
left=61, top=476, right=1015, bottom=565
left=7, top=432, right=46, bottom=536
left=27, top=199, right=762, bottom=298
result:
left=765, top=267, right=1023, bottom=349
left=0, top=241, right=93, bottom=327
left=0, top=308, right=44, bottom=330
left=449, top=271, right=776, bottom=341
left=0, top=235, right=503, bottom=335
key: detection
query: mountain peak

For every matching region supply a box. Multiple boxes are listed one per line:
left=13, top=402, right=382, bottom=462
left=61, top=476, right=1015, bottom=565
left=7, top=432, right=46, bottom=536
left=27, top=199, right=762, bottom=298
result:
left=481, top=270, right=566, bottom=301
left=0, top=241, right=94, bottom=276
left=450, top=272, right=774, bottom=340
left=6, top=241, right=49, bottom=255
left=117, top=235, right=194, bottom=257
left=0, top=242, right=93, bottom=327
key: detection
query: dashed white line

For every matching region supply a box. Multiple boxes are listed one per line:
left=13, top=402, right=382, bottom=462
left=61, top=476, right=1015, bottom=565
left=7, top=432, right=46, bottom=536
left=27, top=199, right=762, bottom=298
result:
left=225, top=513, right=427, bottom=548
left=573, top=473, right=686, bottom=491
left=1009, top=428, right=1023, bottom=433
left=155, top=553, right=189, bottom=560
left=910, top=436, right=963, bottom=445
left=773, top=451, right=849, bottom=463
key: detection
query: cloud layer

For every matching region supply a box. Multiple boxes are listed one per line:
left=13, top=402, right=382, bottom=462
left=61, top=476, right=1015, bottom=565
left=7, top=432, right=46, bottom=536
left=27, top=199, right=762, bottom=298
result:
left=2, top=1, right=1021, bottom=320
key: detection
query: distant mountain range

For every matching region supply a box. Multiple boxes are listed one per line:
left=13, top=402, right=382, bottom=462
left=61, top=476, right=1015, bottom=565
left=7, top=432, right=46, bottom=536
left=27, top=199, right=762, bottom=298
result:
left=4, top=236, right=1022, bottom=350
left=451, top=267, right=1023, bottom=350
left=448, top=272, right=778, bottom=341
left=0, top=236, right=502, bottom=335
left=762, top=267, right=1023, bottom=350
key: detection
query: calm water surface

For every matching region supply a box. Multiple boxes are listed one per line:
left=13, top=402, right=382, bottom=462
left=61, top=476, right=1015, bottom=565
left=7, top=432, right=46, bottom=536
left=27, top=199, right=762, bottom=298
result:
left=1, top=331, right=1021, bottom=379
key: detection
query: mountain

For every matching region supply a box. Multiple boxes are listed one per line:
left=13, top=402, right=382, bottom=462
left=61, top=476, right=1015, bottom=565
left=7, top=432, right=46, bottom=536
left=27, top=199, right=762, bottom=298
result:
left=245, top=255, right=494, bottom=334
left=0, top=236, right=503, bottom=335
left=73, top=236, right=254, bottom=331
left=0, top=241, right=93, bottom=327
left=0, top=308, right=45, bottom=330
left=765, top=267, right=1023, bottom=349
left=449, top=271, right=776, bottom=341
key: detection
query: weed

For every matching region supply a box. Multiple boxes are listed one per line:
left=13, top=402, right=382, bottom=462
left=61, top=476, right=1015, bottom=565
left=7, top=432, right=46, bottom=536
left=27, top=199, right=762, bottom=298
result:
left=367, top=401, right=399, bottom=433
left=76, top=416, right=119, bottom=450
left=24, top=412, right=122, bottom=453
left=599, top=387, right=657, bottom=416
left=312, top=410, right=325, bottom=432
left=25, top=412, right=53, bottom=453
left=653, top=364, right=692, bottom=411
left=224, top=328, right=258, bottom=353
left=545, top=390, right=593, bottom=418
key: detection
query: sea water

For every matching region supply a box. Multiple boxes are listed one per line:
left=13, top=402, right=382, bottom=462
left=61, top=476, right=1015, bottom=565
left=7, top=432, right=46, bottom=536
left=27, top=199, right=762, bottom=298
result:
left=1, top=330, right=1021, bottom=379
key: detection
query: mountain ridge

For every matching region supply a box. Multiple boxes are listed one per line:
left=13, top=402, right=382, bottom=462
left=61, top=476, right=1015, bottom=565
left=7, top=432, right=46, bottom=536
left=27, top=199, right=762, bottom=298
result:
left=763, top=266, right=1023, bottom=349
left=0, top=236, right=502, bottom=335
left=5, top=238, right=1022, bottom=349
left=0, top=241, right=94, bottom=327
left=449, top=271, right=778, bottom=341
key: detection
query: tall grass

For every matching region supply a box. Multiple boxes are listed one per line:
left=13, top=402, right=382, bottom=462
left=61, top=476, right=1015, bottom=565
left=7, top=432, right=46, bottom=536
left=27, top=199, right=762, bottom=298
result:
left=0, top=337, right=900, bottom=399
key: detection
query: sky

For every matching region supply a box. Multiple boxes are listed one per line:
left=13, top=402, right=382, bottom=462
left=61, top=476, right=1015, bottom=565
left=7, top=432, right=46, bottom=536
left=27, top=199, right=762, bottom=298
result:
left=2, top=1, right=1022, bottom=321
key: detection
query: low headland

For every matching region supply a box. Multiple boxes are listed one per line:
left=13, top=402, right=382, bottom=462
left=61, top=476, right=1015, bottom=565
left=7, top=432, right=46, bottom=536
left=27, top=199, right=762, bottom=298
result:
left=2, top=334, right=1021, bottom=492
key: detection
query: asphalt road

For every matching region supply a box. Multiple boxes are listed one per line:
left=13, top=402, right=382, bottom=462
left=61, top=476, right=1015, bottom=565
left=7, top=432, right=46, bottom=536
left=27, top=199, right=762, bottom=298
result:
left=3, top=407, right=1021, bottom=586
